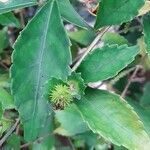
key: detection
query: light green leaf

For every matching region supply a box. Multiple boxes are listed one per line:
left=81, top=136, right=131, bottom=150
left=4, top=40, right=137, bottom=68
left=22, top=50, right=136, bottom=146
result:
left=0, top=74, right=10, bottom=88
left=102, top=32, right=129, bottom=46
left=68, top=29, right=96, bottom=46
left=143, top=12, right=150, bottom=55
left=0, top=12, right=20, bottom=28
left=0, top=117, right=12, bottom=136
left=76, top=88, right=150, bottom=150
left=58, top=0, right=89, bottom=29
left=77, top=45, right=139, bottom=83
left=128, top=100, right=150, bottom=137
left=0, top=87, right=15, bottom=110
left=55, top=104, right=89, bottom=136
left=0, top=0, right=37, bottom=14
left=11, top=0, right=71, bottom=141
left=95, top=0, right=145, bottom=29
left=140, top=82, right=150, bottom=108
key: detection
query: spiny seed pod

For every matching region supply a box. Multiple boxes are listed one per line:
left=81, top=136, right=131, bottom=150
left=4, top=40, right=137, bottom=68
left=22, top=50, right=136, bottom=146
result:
left=49, top=84, right=73, bottom=109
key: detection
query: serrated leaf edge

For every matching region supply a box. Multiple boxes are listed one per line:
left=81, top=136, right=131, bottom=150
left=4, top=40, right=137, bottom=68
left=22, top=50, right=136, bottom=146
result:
left=77, top=91, right=150, bottom=149
left=79, top=44, right=139, bottom=83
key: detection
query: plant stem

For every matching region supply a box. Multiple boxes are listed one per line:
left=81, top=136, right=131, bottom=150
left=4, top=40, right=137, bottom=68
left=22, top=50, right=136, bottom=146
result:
left=121, top=65, right=141, bottom=98
left=71, top=27, right=110, bottom=72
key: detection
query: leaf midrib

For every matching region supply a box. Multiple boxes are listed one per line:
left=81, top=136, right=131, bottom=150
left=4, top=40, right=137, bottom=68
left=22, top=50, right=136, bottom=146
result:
left=32, top=1, right=54, bottom=120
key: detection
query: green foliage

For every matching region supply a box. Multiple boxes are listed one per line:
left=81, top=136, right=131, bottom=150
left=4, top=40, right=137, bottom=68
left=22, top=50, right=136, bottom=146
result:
left=95, top=0, right=145, bottom=29
left=68, top=29, right=96, bottom=46
left=128, top=100, right=150, bottom=137
left=0, top=0, right=150, bottom=149
left=0, top=118, right=12, bottom=136
left=143, top=12, right=150, bottom=55
left=77, top=45, right=139, bottom=83
left=102, top=32, right=129, bottom=46
left=5, top=134, right=21, bottom=150
left=0, top=0, right=37, bottom=14
left=76, top=88, right=150, bottom=150
left=11, top=0, right=71, bottom=141
left=0, top=12, right=20, bottom=28
left=0, top=28, right=9, bottom=54
left=58, top=0, right=89, bottom=29
left=55, top=104, right=89, bottom=136
left=68, top=73, right=85, bottom=99
left=0, top=87, right=14, bottom=110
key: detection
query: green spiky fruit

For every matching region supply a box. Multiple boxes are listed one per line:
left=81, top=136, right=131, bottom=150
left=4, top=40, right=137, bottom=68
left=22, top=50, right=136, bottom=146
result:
left=50, top=84, right=73, bottom=109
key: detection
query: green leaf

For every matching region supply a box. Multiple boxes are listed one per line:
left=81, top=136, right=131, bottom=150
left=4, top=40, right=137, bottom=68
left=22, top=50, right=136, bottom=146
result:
left=95, top=0, right=145, bottom=29
left=102, top=32, right=129, bottom=46
left=68, top=73, right=86, bottom=99
left=76, top=88, right=150, bottom=150
left=128, top=100, right=150, bottom=137
left=0, top=12, right=20, bottom=28
left=140, top=82, right=150, bottom=108
left=5, top=134, right=21, bottom=150
left=114, top=145, right=127, bottom=150
left=58, top=0, right=89, bottom=29
left=0, top=74, right=10, bottom=88
left=0, top=0, right=37, bottom=14
left=55, top=104, right=89, bottom=136
left=11, top=0, right=71, bottom=141
left=143, top=12, right=150, bottom=55
left=0, top=117, right=12, bottom=136
left=74, top=131, right=99, bottom=148
left=68, top=29, right=96, bottom=46
left=0, top=87, right=15, bottom=110
left=0, top=102, right=2, bottom=119
left=0, top=28, right=9, bottom=54
left=77, top=45, right=139, bottom=83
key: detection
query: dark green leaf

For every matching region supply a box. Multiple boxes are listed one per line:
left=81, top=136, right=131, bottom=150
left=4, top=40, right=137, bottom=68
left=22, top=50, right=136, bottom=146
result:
left=11, top=0, right=71, bottom=141
left=95, top=0, right=145, bottom=29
